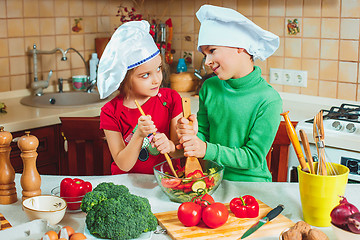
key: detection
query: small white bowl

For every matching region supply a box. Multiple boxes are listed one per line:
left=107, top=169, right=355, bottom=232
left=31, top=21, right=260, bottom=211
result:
left=22, top=195, right=67, bottom=225
left=331, top=223, right=360, bottom=240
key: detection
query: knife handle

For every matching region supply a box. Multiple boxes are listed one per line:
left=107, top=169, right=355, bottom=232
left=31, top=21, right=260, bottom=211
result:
left=266, top=204, right=284, bottom=221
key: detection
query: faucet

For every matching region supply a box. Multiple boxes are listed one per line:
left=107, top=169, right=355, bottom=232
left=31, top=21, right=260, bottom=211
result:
left=194, top=56, right=207, bottom=80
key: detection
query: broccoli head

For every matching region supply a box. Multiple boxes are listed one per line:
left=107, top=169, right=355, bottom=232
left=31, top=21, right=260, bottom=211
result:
left=80, top=190, right=107, bottom=213
left=83, top=182, right=158, bottom=240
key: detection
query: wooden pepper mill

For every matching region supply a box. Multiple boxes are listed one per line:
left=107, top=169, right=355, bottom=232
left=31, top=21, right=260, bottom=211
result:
left=0, top=126, right=17, bottom=204
left=18, top=131, right=41, bottom=201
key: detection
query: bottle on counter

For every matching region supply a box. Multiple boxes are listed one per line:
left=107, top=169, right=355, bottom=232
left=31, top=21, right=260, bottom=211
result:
left=177, top=58, right=187, bottom=73
left=89, top=53, right=99, bottom=82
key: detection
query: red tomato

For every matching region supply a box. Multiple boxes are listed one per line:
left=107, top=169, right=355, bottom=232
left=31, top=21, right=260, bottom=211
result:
left=202, top=202, right=229, bottom=229
left=177, top=202, right=202, bottom=227
left=161, top=178, right=181, bottom=188
left=191, top=194, right=215, bottom=209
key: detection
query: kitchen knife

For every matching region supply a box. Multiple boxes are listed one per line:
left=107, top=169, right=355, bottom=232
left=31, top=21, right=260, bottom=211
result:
left=240, top=204, right=284, bottom=239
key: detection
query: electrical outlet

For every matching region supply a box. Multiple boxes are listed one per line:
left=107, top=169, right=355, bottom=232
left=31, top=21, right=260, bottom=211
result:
left=269, top=68, right=307, bottom=87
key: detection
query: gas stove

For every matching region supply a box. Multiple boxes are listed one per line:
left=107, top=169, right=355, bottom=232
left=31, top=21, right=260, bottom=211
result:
left=288, top=103, right=360, bottom=182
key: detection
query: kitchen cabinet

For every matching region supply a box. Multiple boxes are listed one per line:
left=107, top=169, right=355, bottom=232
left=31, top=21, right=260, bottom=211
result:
left=267, top=121, right=297, bottom=182
left=10, top=125, right=61, bottom=175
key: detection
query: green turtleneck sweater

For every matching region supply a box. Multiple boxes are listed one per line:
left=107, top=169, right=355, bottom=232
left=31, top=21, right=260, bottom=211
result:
left=197, top=66, right=283, bottom=182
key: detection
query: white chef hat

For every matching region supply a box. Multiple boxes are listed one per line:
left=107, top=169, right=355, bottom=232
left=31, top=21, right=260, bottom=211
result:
left=196, top=5, right=279, bottom=61
left=97, top=20, right=160, bottom=99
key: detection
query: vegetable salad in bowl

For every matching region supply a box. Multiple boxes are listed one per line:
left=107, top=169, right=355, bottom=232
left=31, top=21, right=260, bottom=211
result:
left=153, top=158, right=224, bottom=203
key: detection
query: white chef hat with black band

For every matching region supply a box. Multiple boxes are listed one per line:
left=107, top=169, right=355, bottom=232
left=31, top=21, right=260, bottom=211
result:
left=196, top=5, right=279, bottom=61
left=97, top=20, right=160, bottom=99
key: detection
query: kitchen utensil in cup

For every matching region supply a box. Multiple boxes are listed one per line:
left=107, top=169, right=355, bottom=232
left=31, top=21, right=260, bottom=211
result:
left=298, top=162, right=349, bottom=227
left=72, top=75, right=87, bottom=90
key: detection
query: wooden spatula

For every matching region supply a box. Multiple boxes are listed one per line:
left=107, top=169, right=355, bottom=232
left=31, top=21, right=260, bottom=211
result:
left=182, top=97, right=203, bottom=177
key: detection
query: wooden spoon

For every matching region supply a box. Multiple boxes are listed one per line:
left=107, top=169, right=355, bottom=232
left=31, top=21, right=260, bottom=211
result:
left=182, top=97, right=203, bottom=177
left=134, top=100, right=178, bottom=178
left=299, top=129, right=315, bottom=174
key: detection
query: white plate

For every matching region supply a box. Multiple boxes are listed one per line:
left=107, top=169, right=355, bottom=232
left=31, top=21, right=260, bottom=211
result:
left=0, top=219, right=60, bottom=240
left=84, top=225, right=153, bottom=240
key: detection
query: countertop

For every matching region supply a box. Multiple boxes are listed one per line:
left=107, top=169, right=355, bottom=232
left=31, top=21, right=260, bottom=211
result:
left=1, top=89, right=359, bottom=132
left=1, top=173, right=359, bottom=239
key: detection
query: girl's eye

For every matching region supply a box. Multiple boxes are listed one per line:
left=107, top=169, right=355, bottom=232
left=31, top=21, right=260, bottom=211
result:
left=142, top=73, right=149, bottom=78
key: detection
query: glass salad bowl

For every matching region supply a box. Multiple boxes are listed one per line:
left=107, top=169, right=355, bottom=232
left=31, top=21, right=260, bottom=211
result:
left=153, top=158, right=224, bottom=203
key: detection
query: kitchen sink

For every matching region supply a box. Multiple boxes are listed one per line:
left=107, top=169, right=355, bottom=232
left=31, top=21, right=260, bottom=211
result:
left=20, top=91, right=107, bottom=108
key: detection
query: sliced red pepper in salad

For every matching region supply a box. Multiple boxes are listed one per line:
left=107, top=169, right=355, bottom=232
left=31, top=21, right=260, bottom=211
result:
left=229, top=195, right=259, bottom=218
left=60, top=178, right=92, bottom=210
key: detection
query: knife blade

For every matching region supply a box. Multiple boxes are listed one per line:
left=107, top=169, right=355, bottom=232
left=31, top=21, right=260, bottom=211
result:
left=240, top=204, right=284, bottom=239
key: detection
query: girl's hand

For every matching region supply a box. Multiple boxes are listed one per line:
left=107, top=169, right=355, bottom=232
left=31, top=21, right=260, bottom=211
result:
left=136, top=115, right=157, bottom=138
left=176, top=114, right=198, bottom=140
left=151, top=133, right=175, bottom=154
left=180, top=134, right=206, bottom=158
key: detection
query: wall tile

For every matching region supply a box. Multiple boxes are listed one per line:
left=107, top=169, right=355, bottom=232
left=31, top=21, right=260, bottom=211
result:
left=0, top=0, right=6, bottom=19
left=341, top=0, right=360, bottom=18
left=55, top=18, right=70, bottom=35
left=337, top=82, right=356, bottom=100
left=8, top=38, right=25, bottom=57
left=269, top=17, right=285, bottom=37
left=69, top=0, right=83, bottom=17
left=40, top=54, right=56, bottom=73
left=319, top=60, right=338, bottom=81
left=39, top=0, right=54, bottom=17
left=253, top=0, right=268, bottom=16
left=253, top=17, right=268, bottom=30
left=339, top=40, right=358, bottom=61
left=273, top=36, right=284, bottom=56
left=0, top=58, right=10, bottom=77
left=56, top=35, right=70, bottom=51
left=98, top=17, right=111, bottom=33
left=24, top=19, right=40, bottom=37
left=182, top=0, right=195, bottom=16
left=83, top=17, right=97, bottom=33
left=340, top=19, right=360, bottom=40
left=237, top=0, right=253, bottom=16
left=322, top=0, right=340, bottom=18
left=223, top=0, right=238, bottom=10
left=84, top=33, right=96, bottom=51
left=0, top=20, right=7, bottom=38
left=303, top=0, right=321, bottom=17
left=269, top=0, right=285, bottom=17
left=300, top=79, right=318, bottom=96
left=320, top=39, right=339, bottom=60
left=70, top=51, right=86, bottom=70
left=169, top=0, right=182, bottom=15
left=283, top=85, right=301, bottom=93
left=70, top=35, right=84, bottom=51
left=24, top=0, right=39, bottom=17
left=284, top=57, right=301, bottom=69
left=338, top=61, right=358, bottom=83
left=285, top=38, right=301, bottom=57
left=285, top=0, right=302, bottom=17
left=7, top=19, right=24, bottom=37
left=302, top=59, right=319, bottom=79
left=84, top=0, right=97, bottom=16
left=55, top=0, right=69, bottom=17
left=321, top=18, right=339, bottom=39
left=319, top=80, right=337, bottom=98
left=181, top=16, right=194, bottom=34
left=6, top=0, right=22, bottom=18
left=0, top=77, right=10, bottom=92
left=10, top=56, right=26, bottom=75
left=40, top=18, right=55, bottom=36
left=0, top=39, right=8, bottom=57
left=10, top=75, right=27, bottom=90
left=302, top=39, right=320, bottom=59
left=302, top=18, right=320, bottom=38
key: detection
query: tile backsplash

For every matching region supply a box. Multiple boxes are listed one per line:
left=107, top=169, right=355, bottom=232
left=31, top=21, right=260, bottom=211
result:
left=1, top=0, right=360, bottom=101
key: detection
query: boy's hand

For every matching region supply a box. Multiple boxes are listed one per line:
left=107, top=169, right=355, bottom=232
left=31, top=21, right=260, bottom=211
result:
left=176, top=114, right=198, bottom=139
left=151, top=133, right=175, bottom=154
left=180, top=134, right=206, bottom=158
left=136, top=115, right=157, bottom=138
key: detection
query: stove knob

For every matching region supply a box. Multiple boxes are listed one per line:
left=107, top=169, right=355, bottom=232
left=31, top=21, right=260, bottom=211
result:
left=332, top=121, right=342, bottom=131
left=346, top=123, right=356, bottom=133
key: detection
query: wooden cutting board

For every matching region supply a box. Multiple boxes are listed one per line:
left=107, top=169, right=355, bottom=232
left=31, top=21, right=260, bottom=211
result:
left=155, top=200, right=294, bottom=240
left=0, top=212, right=12, bottom=231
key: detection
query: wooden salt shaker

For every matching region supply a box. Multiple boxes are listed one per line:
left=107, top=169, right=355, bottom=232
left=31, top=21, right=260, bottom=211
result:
left=0, top=126, right=17, bottom=204
left=18, top=131, right=41, bottom=201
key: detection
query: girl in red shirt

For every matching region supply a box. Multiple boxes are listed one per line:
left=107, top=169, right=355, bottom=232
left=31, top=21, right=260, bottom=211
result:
left=97, top=21, right=183, bottom=174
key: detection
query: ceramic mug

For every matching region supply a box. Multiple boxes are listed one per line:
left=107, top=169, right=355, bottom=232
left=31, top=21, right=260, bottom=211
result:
left=72, top=75, right=87, bottom=90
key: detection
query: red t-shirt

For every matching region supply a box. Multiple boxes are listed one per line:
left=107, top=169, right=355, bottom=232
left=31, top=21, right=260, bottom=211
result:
left=100, top=88, right=183, bottom=175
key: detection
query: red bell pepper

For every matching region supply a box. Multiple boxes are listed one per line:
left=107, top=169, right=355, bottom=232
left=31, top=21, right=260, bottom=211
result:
left=60, top=178, right=92, bottom=210
left=186, top=170, right=204, bottom=178
left=229, top=195, right=259, bottom=218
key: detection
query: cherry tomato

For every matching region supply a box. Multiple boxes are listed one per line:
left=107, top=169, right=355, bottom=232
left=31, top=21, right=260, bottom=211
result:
left=202, top=202, right=229, bottom=229
left=177, top=202, right=202, bottom=227
left=161, top=178, right=181, bottom=188
left=191, top=193, right=215, bottom=209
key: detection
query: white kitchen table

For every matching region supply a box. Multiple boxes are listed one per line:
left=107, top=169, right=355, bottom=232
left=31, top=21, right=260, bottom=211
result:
left=1, top=173, right=359, bottom=240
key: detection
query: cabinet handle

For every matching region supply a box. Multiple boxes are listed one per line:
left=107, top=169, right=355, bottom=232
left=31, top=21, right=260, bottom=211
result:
left=61, top=132, right=68, bottom=152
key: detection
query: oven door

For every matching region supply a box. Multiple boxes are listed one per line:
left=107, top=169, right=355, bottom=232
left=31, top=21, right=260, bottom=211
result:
left=288, top=144, right=360, bottom=183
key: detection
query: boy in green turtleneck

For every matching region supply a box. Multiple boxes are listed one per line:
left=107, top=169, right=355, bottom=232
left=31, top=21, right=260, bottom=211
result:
left=176, top=5, right=283, bottom=182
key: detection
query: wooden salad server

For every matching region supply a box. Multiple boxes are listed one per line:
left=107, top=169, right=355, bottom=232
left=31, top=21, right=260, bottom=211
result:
left=134, top=100, right=178, bottom=178
left=182, top=98, right=203, bottom=177
left=299, top=129, right=315, bottom=174
left=281, top=111, right=309, bottom=173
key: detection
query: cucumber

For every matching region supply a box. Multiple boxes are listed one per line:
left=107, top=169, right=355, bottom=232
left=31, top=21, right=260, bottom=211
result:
left=191, top=180, right=206, bottom=192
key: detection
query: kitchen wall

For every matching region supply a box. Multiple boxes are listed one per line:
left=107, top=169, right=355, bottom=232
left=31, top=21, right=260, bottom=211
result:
left=1, top=0, right=360, bottom=101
